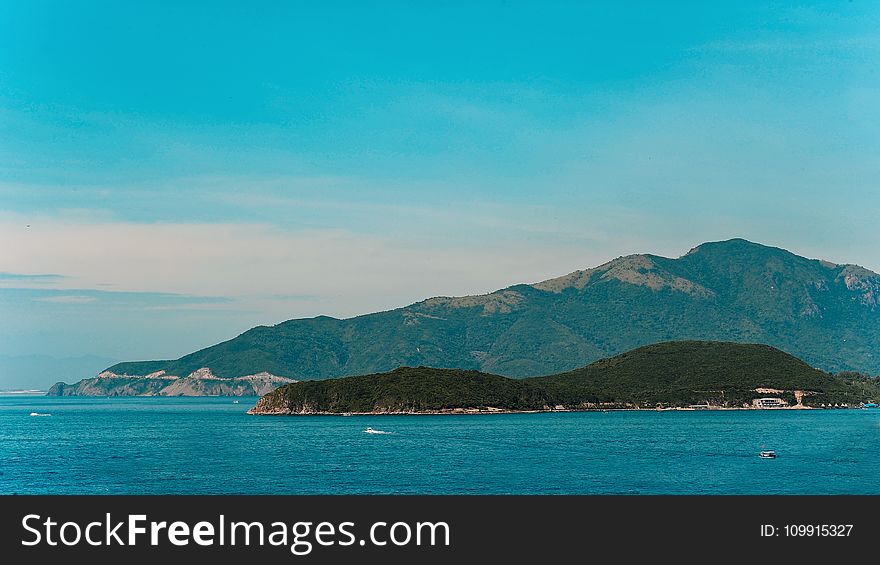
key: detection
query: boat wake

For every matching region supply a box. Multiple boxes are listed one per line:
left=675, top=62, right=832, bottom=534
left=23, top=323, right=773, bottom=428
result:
left=29, top=412, right=51, bottom=417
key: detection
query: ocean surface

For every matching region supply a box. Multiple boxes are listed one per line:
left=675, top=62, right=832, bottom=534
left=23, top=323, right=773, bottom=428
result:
left=1, top=396, right=879, bottom=495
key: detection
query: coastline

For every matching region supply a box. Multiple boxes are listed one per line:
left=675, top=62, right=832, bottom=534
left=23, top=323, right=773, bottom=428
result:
left=246, top=404, right=837, bottom=416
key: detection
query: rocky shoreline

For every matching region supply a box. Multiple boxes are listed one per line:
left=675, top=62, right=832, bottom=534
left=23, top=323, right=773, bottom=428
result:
left=246, top=403, right=848, bottom=416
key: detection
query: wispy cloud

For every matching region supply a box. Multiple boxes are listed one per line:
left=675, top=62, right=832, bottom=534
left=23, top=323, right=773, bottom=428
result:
left=0, top=272, right=65, bottom=283
left=34, top=295, right=96, bottom=304
left=9, top=287, right=236, bottom=308
left=692, top=36, right=880, bottom=55
left=0, top=214, right=640, bottom=320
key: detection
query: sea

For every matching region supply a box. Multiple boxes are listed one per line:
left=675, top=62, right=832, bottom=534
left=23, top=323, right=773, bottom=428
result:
left=1, top=395, right=878, bottom=495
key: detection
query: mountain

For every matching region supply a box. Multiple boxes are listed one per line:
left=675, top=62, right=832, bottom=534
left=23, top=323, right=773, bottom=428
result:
left=249, top=341, right=880, bottom=414
left=51, top=238, right=880, bottom=395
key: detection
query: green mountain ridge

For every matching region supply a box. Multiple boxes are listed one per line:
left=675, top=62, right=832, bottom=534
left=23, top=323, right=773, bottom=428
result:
left=250, top=341, right=880, bottom=414
left=55, top=239, right=880, bottom=394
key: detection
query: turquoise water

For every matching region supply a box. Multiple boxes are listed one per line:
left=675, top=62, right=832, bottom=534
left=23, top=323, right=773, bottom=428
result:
left=1, top=396, right=879, bottom=494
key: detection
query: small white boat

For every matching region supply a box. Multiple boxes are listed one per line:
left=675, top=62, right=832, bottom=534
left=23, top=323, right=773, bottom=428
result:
left=364, top=427, right=392, bottom=435
left=759, top=450, right=776, bottom=459
left=232, top=400, right=240, bottom=404
left=29, top=412, right=51, bottom=417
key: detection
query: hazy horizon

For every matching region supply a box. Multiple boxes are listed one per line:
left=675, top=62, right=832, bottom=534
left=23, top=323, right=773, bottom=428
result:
left=2, top=2, right=878, bottom=387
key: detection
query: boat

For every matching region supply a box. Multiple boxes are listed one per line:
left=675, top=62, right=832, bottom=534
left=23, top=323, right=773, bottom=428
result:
left=364, top=427, right=391, bottom=435
left=759, top=450, right=776, bottom=459
left=29, top=412, right=51, bottom=417
left=232, top=400, right=240, bottom=404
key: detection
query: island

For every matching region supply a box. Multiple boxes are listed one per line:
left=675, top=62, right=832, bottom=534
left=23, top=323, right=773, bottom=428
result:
left=248, top=341, right=880, bottom=415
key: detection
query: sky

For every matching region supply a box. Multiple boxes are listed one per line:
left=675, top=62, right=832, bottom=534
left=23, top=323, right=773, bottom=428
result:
left=1, top=1, right=879, bottom=387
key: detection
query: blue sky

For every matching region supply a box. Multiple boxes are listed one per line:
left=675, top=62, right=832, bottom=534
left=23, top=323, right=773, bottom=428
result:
left=1, top=1, right=878, bottom=386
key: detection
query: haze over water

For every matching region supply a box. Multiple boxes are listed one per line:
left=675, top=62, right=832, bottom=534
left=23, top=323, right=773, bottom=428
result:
left=2, top=397, right=878, bottom=495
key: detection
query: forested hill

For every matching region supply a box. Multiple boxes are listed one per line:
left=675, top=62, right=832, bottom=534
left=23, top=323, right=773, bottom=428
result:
left=250, top=341, right=880, bottom=414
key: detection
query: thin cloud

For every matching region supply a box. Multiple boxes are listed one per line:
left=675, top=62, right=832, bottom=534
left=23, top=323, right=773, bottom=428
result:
left=0, top=215, right=636, bottom=320
left=34, top=295, right=96, bottom=304
left=13, top=287, right=235, bottom=308
left=692, top=36, right=880, bottom=54
left=0, top=272, right=65, bottom=282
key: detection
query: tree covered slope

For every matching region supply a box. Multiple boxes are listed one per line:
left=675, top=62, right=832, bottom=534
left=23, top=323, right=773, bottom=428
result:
left=251, top=341, right=880, bottom=414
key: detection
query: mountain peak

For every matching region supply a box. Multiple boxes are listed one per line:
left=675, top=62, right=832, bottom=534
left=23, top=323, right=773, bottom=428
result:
left=683, top=238, right=776, bottom=257
left=532, top=253, right=713, bottom=297
left=685, top=239, right=878, bottom=277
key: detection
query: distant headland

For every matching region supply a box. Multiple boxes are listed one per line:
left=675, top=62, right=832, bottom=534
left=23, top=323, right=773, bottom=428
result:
left=47, top=369, right=295, bottom=397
